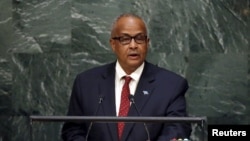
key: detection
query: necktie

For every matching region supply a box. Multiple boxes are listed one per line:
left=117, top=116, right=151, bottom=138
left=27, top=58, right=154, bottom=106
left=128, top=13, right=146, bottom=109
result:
left=118, top=76, right=132, bottom=140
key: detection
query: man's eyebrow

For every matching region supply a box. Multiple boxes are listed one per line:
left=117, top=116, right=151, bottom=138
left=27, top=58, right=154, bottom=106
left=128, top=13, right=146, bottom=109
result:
left=119, top=33, right=146, bottom=37
left=118, top=33, right=130, bottom=36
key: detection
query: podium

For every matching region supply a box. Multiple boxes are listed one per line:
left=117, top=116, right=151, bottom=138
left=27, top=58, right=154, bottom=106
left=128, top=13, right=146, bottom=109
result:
left=29, top=116, right=207, bottom=141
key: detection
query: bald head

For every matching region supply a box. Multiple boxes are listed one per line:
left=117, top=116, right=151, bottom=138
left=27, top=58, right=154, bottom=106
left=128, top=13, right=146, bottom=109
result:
left=110, top=13, right=148, bottom=37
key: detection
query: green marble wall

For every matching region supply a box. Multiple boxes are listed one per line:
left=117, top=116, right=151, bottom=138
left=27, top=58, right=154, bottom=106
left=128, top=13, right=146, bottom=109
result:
left=0, top=0, right=249, bottom=141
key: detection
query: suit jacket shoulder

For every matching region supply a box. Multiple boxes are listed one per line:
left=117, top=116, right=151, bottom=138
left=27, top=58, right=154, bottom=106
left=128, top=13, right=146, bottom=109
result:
left=76, top=62, right=116, bottom=79
left=144, top=61, right=187, bottom=82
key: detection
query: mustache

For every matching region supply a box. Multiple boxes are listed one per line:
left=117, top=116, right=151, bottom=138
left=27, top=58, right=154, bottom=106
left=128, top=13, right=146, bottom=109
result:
left=128, top=52, right=139, bottom=55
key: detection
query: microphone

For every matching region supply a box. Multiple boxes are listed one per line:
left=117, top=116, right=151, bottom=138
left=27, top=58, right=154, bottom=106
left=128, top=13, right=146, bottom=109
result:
left=85, top=95, right=104, bottom=141
left=129, top=95, right=151, bottom=141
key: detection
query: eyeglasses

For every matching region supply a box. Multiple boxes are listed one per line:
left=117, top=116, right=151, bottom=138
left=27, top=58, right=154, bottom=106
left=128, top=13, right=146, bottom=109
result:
left=112, top=34, right=147, bottom=45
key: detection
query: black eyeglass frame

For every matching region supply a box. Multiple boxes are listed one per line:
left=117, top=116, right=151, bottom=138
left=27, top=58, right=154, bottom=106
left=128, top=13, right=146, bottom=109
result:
left=112, top=34, right=148, bottom=45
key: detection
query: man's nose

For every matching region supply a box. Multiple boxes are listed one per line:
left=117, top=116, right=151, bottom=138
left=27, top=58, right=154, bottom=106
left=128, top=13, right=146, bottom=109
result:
left=129, top=38, right=138, bottom=48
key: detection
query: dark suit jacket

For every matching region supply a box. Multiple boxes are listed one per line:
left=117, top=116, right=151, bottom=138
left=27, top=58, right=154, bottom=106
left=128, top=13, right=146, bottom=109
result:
left=61, top=61, right=191, bottom=141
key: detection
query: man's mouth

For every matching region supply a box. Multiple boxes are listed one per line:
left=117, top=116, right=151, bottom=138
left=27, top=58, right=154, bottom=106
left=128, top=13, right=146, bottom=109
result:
left=128, top=53, right=140, bottom=59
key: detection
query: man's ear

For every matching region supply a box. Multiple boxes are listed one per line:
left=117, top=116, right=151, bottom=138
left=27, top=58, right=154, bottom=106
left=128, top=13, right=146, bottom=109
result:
left=110, top=39, right=116, bottom=52
left=147, top=38, right=150, bottom=44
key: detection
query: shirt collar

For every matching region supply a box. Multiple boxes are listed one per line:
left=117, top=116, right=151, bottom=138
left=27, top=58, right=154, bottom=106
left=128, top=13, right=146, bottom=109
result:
left=115, top=61, right=144, bottom=81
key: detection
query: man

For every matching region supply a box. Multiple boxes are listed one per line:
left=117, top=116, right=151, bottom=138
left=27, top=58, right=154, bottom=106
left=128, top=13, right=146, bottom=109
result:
left=61, top=13, right=191, bottom=141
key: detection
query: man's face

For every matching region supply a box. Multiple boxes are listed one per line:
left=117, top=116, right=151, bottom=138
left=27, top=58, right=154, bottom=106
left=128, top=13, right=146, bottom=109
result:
left=110, top=16, right=149, bottom=74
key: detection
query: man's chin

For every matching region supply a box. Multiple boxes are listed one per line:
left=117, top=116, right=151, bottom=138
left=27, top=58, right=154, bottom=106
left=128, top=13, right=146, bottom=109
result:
left=128, top=61, right=143, bottom=68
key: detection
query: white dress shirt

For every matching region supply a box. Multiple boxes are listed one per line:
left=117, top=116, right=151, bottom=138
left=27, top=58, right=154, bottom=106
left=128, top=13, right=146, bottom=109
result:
left=114, top=61, right=144, bottom=116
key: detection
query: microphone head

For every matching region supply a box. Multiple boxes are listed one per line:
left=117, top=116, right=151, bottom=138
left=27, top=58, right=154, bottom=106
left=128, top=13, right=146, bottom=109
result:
left=98, top=95, right=105, bottom=103
left=128, top=94, right=134, bottom=101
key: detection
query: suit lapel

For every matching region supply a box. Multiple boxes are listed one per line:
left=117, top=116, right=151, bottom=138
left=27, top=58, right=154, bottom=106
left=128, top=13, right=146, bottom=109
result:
left=122, top=62, right=156, bottom=141
left=99, top=62, right=119, bottom=141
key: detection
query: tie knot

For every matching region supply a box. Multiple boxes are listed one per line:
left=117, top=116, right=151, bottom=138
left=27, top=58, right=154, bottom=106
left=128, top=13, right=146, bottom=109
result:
left=123, top=76, right=132, bottom=83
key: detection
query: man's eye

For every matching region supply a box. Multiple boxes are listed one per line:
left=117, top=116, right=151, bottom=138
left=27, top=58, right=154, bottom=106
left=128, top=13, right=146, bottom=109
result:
left=136, top=36, right=145, bottom=40
left=120, top=37, right=130, bottom=41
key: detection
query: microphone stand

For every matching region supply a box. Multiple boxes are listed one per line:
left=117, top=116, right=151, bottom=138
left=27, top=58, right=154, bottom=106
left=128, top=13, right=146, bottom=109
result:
left=85, top=95, right=104, bottom=141
left=129, top=95, right=151, bottom=141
